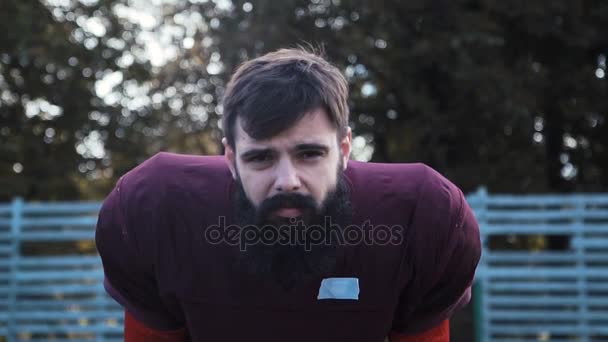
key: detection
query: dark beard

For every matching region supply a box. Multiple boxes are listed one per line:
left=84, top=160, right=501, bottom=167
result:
left=231, top=171, right=352, bottom=291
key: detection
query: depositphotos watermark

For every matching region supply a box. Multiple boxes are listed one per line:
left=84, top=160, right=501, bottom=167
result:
left=204, top=217, right=405, bottom=251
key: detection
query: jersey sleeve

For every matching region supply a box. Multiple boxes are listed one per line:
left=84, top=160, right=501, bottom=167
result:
left=391, top=165, right=481, bottom=335
left=124, top=310, right=188, bottom=341
left=96, top=175, right=185, bottom=331
left=389, top=319, right=450, bottom=341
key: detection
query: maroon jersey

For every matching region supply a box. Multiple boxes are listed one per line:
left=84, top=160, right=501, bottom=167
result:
left=95, top=152, right=481, bottom=341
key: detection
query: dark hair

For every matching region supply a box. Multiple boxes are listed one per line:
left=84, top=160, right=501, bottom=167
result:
left=221, top=47, right=349, bottom=148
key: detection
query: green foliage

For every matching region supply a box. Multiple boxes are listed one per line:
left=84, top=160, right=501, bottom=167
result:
left=1, top=0, right=607, bottom=201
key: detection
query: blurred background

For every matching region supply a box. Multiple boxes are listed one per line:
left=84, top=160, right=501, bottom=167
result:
left=2, top=0, right=608, bottom=202
left=1, top=0, right=608, bottom=341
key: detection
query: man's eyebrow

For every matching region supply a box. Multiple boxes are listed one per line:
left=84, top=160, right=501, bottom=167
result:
left=239, top=148, right=274, bottom=160
left=293, top=143, right=330, bottom=153
left=239, top=143, right=329, bottom=160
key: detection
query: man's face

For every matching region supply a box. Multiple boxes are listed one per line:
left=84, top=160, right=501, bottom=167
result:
left=222, top=108, right=352, bottom=289
left=224, top=108, right=352, bottom=215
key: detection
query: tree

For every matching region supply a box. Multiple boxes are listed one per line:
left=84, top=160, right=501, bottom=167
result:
left=1, top=0, right=607, bottom=199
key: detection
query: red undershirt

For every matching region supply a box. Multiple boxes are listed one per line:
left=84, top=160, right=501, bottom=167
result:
left=124, top=310, right=449, bottom=342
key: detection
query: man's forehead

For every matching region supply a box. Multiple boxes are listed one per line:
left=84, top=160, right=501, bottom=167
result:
left=233, top=111, right=337, bottom=149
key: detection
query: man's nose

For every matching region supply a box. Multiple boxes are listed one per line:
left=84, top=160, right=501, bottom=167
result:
left=274, top=159, right=301, bottom=192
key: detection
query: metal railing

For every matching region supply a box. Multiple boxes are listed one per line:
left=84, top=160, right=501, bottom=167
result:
left=470, top=187, right=608, bottom=342
left=0, top=198, right=121, bottom=342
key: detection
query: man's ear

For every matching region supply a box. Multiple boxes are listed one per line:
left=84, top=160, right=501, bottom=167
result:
left=222, top=137, right=237, bottom=179
left=339, top=127, right=352, bottom=171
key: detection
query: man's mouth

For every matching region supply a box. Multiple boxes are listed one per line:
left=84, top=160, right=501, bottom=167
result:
left=274, top=208, right=303, bottom=218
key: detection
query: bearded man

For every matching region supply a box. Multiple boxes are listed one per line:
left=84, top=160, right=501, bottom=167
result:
left=95, top=48, right=481, bottom=342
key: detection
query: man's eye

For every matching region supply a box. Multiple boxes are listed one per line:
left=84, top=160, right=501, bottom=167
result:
left=250, top=154, right=273, bottom=163
left=299, top=150, right=323, bottom=159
